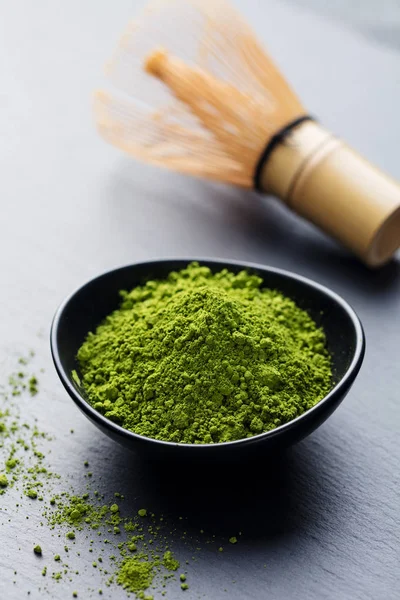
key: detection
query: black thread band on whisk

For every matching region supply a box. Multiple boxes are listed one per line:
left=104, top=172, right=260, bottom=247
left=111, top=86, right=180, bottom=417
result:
left=253, top=115, right=314, bottom=191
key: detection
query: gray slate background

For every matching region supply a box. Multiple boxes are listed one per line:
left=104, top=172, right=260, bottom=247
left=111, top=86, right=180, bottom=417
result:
left=0, top=0, right=399, bottom=599
left=289, top=0, right=400, bottom=50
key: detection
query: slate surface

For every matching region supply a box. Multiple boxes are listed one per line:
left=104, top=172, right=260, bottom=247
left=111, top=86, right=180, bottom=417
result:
left=0, top=1, right=399, bottom=599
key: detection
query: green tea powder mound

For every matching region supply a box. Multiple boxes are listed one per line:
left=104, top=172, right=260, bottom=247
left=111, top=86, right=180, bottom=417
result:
left=77, top=263, right=332, bottom=443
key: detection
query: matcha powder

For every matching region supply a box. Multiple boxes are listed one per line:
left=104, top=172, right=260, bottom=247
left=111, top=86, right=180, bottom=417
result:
left=77, top=263, right=332, bottom=443
left=116, top=557, right=154, bottom=594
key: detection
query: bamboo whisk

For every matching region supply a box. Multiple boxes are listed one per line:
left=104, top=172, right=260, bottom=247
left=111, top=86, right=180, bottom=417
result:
left=95, top=0, right=400, bottom=267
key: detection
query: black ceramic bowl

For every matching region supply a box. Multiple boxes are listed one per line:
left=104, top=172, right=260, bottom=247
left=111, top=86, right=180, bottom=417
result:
left=51, top=259, right=365, bottom=460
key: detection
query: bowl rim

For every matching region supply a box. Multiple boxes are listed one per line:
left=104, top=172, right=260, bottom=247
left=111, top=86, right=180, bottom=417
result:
left=50, top=257, right=365, bottom=450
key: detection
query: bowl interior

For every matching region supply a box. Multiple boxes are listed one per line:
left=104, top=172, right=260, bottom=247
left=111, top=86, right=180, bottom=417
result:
left=51, top=259, right=364, bottom=454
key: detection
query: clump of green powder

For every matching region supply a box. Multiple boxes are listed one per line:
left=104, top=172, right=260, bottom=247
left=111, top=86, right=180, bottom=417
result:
left=163, top=551, right=179, bottom=571
left=77, top=263, right=331, bottom=443
left=116, top=557, right=154, bottom=594
left=229, top=537, right=238, bottom=544
left=29, top=376, right=39, bottom=396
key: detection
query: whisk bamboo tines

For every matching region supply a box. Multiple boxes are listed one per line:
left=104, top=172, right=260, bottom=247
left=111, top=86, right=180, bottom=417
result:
left=95, top=0, right=400, bottom=267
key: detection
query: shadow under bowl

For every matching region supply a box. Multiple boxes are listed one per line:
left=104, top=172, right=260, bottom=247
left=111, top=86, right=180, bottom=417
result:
left=50, top=258, right=365, bottom=461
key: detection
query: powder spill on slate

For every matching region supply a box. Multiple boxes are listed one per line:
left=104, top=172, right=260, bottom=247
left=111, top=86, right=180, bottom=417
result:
left=0, top=353, right=237, bottom=598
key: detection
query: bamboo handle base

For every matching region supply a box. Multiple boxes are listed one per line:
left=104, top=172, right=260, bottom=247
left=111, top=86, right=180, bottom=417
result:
left=260, top=121, right=400, bottom=267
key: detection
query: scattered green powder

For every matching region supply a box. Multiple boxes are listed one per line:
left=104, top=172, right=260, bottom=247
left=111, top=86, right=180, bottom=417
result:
left=0, top=352, right=264, bottom=598
left=48, top=495, right=110, bottom=529
left=0, top=474, right=8, bottom=487
left=77, top=263, right=332, bottom=443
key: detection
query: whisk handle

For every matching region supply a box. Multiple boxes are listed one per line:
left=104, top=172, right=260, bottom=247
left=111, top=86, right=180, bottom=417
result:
left=260, top=121, right=400, bottom=267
